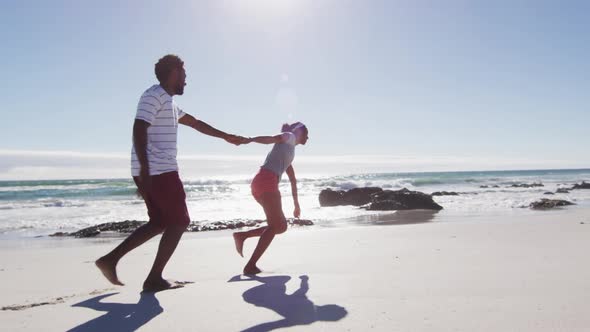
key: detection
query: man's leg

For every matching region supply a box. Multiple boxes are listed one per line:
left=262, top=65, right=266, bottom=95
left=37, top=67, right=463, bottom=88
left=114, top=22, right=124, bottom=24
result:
left=143, top=225, right=186, bottom=291
left=140, top=171, right=189, bottom=291
left=96, top=222, right=163, bottom=285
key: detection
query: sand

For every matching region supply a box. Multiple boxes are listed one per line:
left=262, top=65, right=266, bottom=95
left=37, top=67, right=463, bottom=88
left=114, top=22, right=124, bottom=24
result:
left=1, top=209, right=589, bottom=331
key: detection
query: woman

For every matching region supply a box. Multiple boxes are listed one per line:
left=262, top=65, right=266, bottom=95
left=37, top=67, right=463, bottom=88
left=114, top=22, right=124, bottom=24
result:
left=233, top=122, right=309, bottom=274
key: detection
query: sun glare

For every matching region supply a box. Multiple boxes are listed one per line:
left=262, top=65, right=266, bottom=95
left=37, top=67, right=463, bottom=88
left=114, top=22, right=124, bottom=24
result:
left=251, top=0, right=297, bottom=11
left=231, top=0, right=301, bottom=18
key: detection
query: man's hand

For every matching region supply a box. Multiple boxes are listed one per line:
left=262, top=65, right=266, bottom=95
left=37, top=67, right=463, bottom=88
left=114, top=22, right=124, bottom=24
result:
left=138, top=167, right=152, bottom=197
left=225, top=135, right=250, bottom=146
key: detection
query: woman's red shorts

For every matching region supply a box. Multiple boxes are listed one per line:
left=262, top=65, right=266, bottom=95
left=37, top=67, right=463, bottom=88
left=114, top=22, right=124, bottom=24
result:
left=250, top=168, right=280, bottom=201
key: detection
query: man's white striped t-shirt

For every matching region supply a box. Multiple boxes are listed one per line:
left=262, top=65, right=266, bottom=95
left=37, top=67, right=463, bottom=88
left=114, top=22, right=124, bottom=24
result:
left=131, top=85, right=186, bottom=176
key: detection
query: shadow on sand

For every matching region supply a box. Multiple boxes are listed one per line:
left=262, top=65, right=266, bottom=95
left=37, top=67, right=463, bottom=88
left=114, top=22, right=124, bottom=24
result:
left=67, top=292, right=163, bottom=332
left=228, top=274, right=348, bottom=332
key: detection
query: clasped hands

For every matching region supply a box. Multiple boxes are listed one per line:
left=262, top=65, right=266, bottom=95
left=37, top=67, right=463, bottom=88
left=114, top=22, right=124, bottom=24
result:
left=224, top=135, right=252, bottom=146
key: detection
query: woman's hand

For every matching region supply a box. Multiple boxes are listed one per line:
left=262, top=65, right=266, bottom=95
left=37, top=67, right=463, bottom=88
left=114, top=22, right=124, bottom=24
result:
left=224, top=135, right=250, bottom=145
left=293, top=203, right=301, bottom=218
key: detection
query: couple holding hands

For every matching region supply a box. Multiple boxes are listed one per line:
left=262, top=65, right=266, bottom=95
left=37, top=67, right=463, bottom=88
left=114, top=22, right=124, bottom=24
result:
left=96, top=54, right=309, bottom=292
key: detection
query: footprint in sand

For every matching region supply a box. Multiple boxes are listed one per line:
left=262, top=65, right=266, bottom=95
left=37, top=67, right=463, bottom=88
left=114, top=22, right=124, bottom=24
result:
left=142, top=280, right=195, bottom=293
left=1, top=288, right=114, bottom=311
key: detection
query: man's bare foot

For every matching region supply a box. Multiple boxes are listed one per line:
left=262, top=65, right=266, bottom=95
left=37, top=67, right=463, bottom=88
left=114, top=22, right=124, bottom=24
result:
left=142, top=277, right=184, bottom=292
left=243, top=264, right=262, bottom=275
left=95, top=256, right=124, bottom=286
left=233, top=232, right=245, bottom=257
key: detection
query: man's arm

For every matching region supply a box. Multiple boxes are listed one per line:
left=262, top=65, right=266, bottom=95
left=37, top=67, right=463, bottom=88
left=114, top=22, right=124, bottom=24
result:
left=286, top=165, right=300, bottom=218
left=133, top=119, right=151, bottom=194
left=178, top=113, right=242, bottom=144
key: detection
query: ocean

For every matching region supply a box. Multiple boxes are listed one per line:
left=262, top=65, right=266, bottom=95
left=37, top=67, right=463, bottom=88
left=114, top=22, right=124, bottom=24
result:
left=1, top=168, right=590, bottom=238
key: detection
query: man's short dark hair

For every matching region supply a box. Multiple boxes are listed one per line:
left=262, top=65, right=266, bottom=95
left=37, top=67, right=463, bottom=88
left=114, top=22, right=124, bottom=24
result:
left=155, top=55, right=184, bottom=83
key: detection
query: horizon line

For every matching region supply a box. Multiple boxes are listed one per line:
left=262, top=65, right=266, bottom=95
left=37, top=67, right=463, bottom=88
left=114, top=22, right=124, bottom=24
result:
left=1, top=167, right=589, bottom=183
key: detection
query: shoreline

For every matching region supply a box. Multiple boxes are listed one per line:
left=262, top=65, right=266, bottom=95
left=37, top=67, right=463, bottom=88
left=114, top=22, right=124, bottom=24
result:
left=2, top=205, right=588, bottom=250
left=2, top=170, right=589, bottom=244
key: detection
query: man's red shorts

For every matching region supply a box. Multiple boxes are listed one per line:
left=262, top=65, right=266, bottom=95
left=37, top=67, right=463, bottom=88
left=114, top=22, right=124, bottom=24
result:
left=133, top=171, right=190, bottom=229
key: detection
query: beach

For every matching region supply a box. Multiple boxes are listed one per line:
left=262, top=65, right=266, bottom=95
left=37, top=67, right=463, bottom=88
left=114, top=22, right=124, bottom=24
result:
left=2, top=207, right=589, bottom=331
left=3, top=0, right=590, bottom=330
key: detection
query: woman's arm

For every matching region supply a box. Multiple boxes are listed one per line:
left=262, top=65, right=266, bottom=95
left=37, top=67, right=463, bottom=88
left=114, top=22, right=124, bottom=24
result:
left=246, top=134, right=288, bottom=145
left=285, top=165, right=300, bottom=218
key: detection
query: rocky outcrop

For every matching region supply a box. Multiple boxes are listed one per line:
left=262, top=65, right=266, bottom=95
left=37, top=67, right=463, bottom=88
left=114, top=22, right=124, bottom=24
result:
left=364, top=188, right=443, bottom=211
left=50, top=218, right=314, bottom=238
left=50, top=220, right=144, bottom=238
left=510, top=183, right=544, bottom=188
left=319, top=187, right=443, bottom=211
left=529, top=199, right=575, bottom=210
left=186, top=218, right=313, bottom=232
left=431, top=191, right=459, bottom=196
left=318, top=187, right=383, bottom=207
left=556, top=188, right=571, bottom=193
left=572, top=181, right=590, bottom=189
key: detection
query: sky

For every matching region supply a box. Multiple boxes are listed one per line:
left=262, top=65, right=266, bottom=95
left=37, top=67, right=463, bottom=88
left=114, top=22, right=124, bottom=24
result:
left=1, top=0, right=589, bottom=179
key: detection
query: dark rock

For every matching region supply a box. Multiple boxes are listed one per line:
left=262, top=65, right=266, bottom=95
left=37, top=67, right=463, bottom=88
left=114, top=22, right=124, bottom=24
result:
left=65, top=220, right=145, bottom=238
left=556, top=188, right=571, bottom=193
left=572, top=181, right=590, bottom=189
left=479, top=185, right=489, bottom=188
left=365, top=200, right=405, bottom=211
left=319, top=186, right=444, bottom=211
left=319, top=187, right=443, bottom=211
left=74, top=229, right=101, bottom=238
left=49, top=232, right=69, bottom=237
left=318, top=189, right=344, bottom=207
left=510, top=183, right=544, bottom=188
left=50, top=218, right=314, bottom=238
left=290, top=218, right=314, bottom=226
left=529, top=198, right=575, bottom=210
left=365, top=188, right=443, bottom=211
left=319, top=187, right=382, bottom=207
left=343, top=187, right=383, bottom=206
left=543, top=192, right=554, bottom=195
left=431, top=191, right=459, bottom=196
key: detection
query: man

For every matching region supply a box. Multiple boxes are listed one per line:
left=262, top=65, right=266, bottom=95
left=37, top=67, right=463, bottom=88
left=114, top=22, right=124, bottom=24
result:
left=96, top=54, right=245, bottom=292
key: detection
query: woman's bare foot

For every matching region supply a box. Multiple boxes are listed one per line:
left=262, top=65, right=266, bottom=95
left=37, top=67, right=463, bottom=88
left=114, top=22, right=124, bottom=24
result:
left=233, top=233, right=245, bottom=257
left=142, top=277, right=183, bottom=292
left=243, top=264, right=262, bottom=275
left=95, top=256, right=124, bottom=286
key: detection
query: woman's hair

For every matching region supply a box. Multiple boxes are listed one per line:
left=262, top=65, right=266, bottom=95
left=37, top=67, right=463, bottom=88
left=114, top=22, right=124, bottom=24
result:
left=281, top=122, right=307, bottom=133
